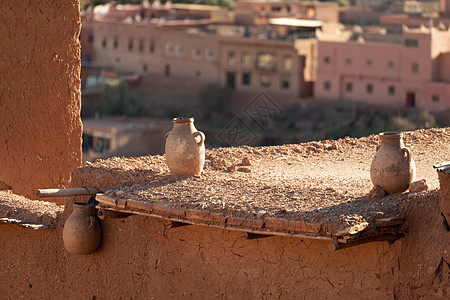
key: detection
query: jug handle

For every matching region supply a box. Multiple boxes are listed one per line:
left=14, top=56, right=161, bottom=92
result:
left=88, top=216, right=96, bottom=230
left=401, top=147, right=411, bottom=162
left=192, top=131, right=205, bottom=146
left=164, top=131, right=171, bottom=141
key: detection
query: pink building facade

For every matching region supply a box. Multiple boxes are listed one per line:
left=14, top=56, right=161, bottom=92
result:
left=314, top=27, right=450, bottom=112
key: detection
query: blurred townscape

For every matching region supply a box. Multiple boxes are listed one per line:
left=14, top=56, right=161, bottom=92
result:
left=80, top=0, right=450, bottom=161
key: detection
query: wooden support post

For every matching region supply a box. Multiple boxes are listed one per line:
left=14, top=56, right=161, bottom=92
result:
left=164, top=220, right=190, bottom=229
left=244, top=232, right=272, bottom=240
left=97, top=208, right=133, bottom=220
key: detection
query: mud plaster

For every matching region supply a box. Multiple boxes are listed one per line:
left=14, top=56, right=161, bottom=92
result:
left=0, top=0, right=82, bottom=203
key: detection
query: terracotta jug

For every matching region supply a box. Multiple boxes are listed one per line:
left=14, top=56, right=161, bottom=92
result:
left=370, top=132, right=416, bottom=194
left=165, top=117, right=205, bottom=176
left=63, top=203, right=101, bottom=255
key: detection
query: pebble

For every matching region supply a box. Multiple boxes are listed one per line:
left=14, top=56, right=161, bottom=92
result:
left=241, top=157, right=252, bottom=166
left=237, top=167, right=251, bottom=173
left=152, top=166, right=162, bottom=173
left=409, top=179, right=428, bottom=193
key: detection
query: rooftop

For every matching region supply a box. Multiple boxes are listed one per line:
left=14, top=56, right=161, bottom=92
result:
left=71, top=127, right=449, bottom=248
left=1, top=127, right=448, bottom=249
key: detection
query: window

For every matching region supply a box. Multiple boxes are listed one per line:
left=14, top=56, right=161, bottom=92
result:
left=176, top=45, right=184, bottom=57
left=281, top=75, right=290, bottom=89
left=366, top=59, right=373, bottom=67
left=260, top=74, right=271, bottom=87
left=366, top=84, right=373, bottom=94
left=150, top=43, right=154, bottom=53
left=227, top=51, right=235, bottom=65
left=166, top=43, right=174, bottom=56
left=432, top=94, right=440, bottom=102
left=128, top=40, right=133, bottom=51
left=193, top=48, right=201, bottom=60
left=388, top=86, right=395, bottom=96
left=388, top=61, right=395, bottom=69
left=139, top=41, right=144, bottom=52
left=345, top=82, right=353, bottom=92
left=411, top=63, right=419, bottom=73
left=345, top=58, right=352, bottom=65
left=405, top=38, right=418, bottom=47
left=113, top=39, right=118, bottom=50
left=102, top=38, right=107, bottom=48
left=256, top=53, right=277, bottom=71
left=242, top=72, right=251, bottom=86
left=324, top=56, right=331, bottom=64
left=206, top=48, right=214, bottom=60
left=324, top=81, right=331, bottom=90
left=143, top=64, right=147, bottom=72
left=88, top=34, right=94, bottom=43
left=241, top=52, right=250, bottom=66
left=283, top=55, right=293, bottom=71
left=271, top=6, right=281, bottom=12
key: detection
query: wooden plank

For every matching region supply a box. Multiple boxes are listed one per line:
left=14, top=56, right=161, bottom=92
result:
left=0, top=218, right=56, bottom=230
left=97, top=209, right=133, bottom=220
left=330, top=234, right=404, bottom=251
left=96, top=194, right=116, bottom=206
left=433, top=161, right=450, bottom=169
left=375, top=217, right=405, bottom=227
left=37, top=187, right=99, bottom=197
left=335, top=222, right=369, bottom=237
left=97, top=207, right=334, bottom=242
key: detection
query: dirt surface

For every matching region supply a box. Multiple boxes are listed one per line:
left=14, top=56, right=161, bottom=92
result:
left=68, top=127, right=450, bottom=235
left=0, top=190, right=62, bottom=225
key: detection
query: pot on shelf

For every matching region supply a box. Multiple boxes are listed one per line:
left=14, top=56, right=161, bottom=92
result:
left=370, top=132, right=416, bottom=194
left=165, top=117, right=205, bottom=176
left=63, top=202, right=101, bottom=255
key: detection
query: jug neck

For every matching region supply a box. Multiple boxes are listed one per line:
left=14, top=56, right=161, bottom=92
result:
left=72, top=202, right=95, bottom=213
left=172, top=117, right=196, bottom=133
left=379, top=132, right=404, bottom=148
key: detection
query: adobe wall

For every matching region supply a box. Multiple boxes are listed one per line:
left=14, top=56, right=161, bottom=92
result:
left=0, top=190, right=448, bottom=299
left=0, top=0, right=82, bottom=202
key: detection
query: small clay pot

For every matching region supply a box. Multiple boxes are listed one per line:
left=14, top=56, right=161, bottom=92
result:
left=370, top=132, right=416, bottom=194
left=63, top=203, right=101, bottom=255
left=165, top=117, right=205, bottom=176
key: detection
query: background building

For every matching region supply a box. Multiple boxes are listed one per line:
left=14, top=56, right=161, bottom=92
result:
left=315, top=25, right=450, bottom=112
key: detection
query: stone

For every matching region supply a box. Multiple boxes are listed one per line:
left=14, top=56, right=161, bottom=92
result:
left=408, top=179, right=429, bottom=193
left=237, top=167, right=251, bottom=173
left=241, top=157, right=252, bottom=166
left=227, top=165, right=236, bottom=172
left=367, top=185, right=386, bottom=200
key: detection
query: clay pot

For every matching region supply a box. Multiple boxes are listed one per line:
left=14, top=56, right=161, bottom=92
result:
left=165, top=117, right=205, bottom=176
left=63, top=203, right=101, bottom=255
left=370, top=132, right=416, bottom=194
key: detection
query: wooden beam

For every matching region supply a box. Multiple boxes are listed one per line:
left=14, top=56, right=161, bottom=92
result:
left=244, top=232, right=272, bottom=240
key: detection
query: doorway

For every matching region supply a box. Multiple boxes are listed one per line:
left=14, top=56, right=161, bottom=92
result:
left=226, top=72, right=236, bottom=89
left=165, top=64, right=170, bottom=77
left=406, top=92, right=415, bottom=107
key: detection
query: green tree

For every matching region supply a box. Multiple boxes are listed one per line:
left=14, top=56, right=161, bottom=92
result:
left=99, top=81, right=146, bottom=117
left=198, top=84, right=232, bottom=121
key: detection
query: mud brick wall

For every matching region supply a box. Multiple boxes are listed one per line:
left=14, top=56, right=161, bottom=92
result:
left=0, top=0, right=82, bottom=202
left=1, top=192, right=449, bottom=299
